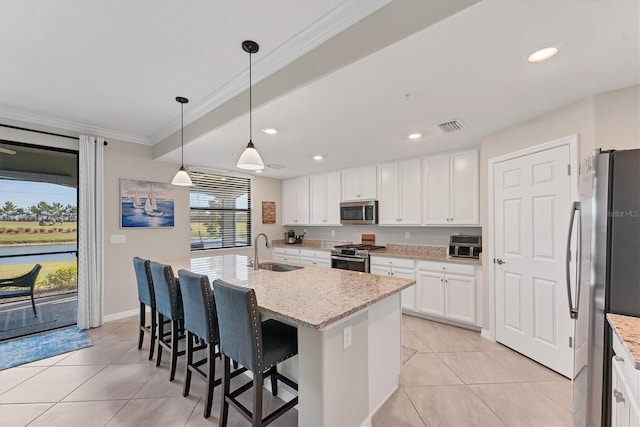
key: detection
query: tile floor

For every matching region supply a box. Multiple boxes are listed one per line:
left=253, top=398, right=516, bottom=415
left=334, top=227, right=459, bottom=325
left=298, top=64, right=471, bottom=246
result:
left=0, top=314, right=574, bottom=426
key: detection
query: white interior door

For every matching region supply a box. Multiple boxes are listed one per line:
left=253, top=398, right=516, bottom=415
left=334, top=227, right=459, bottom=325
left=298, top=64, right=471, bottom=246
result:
left=494, top=144, right=573, bottom=378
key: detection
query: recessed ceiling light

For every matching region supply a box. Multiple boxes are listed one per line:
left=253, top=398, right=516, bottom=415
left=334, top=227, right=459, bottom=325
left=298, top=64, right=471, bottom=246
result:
left=313, top=155, right=323, bottom=160
left=262, top=128, right=278, bottom=135
left=528, top=46, right=558, bottom=63
left=408, top=133, right=422, bottom=140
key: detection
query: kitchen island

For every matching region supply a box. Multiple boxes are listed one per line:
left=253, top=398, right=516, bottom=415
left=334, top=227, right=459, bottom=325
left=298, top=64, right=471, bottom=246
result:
left=185, top=254, right=415, bottom=426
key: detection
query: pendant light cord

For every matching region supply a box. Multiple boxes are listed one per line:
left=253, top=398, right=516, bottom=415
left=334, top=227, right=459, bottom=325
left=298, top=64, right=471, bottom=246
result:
left=181, top=102, right=184, bottom=166
left=249, top=48, right=253, bottom=142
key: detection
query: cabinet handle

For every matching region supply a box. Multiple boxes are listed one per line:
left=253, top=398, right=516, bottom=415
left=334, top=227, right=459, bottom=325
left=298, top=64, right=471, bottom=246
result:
left=614, top=356, right=624, bottom=363
left=613, top=389, right=625, bottom=403
left=440, top=278, right=443, bottom=283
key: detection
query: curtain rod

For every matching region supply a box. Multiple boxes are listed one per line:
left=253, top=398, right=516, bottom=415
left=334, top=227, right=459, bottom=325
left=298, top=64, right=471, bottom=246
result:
left=0, top=124, right=108, bottom=145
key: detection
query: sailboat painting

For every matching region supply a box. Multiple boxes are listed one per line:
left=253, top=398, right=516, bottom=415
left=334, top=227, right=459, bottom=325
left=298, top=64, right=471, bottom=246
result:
left=120, top=179, right=174, bottom=228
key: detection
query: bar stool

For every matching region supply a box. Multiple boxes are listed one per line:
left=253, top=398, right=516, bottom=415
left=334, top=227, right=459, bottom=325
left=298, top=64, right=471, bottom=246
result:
left=132, top=257, right=157, bottom=360
left=212, top=279, right=299, bottom=427
left=149, top=261, right=184, bottom=381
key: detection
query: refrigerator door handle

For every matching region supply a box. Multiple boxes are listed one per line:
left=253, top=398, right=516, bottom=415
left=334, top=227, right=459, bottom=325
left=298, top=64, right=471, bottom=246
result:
left=566, top=201, right=581, bottom=319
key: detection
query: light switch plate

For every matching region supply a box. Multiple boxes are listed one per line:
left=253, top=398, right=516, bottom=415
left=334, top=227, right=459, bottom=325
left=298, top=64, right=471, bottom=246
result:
left=343, top=325, right=352, bottom=349
left=405, top=231, right=410, bottom=239
left=110, top=234, right=125, bottom=244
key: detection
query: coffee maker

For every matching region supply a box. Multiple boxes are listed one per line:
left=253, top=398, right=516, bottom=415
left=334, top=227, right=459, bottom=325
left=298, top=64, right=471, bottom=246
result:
left=286, top=230, right=296, bottom=244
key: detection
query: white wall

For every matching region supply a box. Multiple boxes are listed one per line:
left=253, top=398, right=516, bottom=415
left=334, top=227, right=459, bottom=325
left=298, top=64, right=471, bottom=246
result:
left=479, top=84, right=639, bottom=329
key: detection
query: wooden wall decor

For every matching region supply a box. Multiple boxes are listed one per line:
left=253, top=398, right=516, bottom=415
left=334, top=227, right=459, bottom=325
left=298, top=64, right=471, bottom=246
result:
left=262, top=201, right=276, bottom=224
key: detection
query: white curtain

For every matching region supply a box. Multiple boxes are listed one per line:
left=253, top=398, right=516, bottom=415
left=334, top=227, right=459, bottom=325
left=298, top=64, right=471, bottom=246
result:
left=77, top=135, right=104, bottom=329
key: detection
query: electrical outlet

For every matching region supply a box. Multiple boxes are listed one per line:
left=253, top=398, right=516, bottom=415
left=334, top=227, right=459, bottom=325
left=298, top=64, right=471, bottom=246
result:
left=343, top=325, right=352, bottom=349
left=110, top=234, right=125, bottom=244
left=405, top=231, right=410, bottom=240
left=331, top=229, right=335, bottom=237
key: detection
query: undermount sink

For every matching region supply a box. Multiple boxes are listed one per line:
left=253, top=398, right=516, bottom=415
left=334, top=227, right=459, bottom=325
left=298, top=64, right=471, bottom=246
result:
left=258, top=262, right=303, bottom=272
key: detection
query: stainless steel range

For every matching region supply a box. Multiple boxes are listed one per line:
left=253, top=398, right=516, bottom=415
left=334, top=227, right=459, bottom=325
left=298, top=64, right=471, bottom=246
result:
left=330, top=244, right=385, bottom=273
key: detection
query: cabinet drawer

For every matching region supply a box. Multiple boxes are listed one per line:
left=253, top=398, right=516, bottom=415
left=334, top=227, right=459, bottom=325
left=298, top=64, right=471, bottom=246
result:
left=299, top=249, right=330, bottom=260
left=416, top=260, right=475, bottom=276
left=370, top=256, right=414, bottom=269
left=274, top=247, right=300, bottom=256
left=612, top=330, right=640, bottom=404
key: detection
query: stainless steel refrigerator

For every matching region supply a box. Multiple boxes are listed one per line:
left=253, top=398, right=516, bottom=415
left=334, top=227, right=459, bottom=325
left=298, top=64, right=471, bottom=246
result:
left=569, top=148, right=640, bottom=426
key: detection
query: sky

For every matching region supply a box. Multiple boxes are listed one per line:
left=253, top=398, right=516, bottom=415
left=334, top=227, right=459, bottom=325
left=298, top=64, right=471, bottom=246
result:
left=0, top=179, right=77, bottom=209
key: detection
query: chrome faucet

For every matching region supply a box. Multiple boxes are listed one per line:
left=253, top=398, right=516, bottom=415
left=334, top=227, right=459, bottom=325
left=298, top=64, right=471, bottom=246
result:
left=254, top=233, right=271, bottom=270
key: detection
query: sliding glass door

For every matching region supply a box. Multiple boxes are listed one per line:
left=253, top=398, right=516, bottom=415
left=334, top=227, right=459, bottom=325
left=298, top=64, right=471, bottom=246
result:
left=0, top=140, right=78, bottom=341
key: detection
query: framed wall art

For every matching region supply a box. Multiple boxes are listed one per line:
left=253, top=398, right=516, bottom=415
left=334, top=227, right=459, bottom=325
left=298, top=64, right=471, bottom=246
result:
left=262, top=201, right=276, bottom=224
left=120, top=179, right=175, bottom=228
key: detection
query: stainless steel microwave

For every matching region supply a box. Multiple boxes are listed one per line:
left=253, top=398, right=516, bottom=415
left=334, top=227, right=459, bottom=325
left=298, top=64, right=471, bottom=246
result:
left=340, top=200, right=378, bottom=225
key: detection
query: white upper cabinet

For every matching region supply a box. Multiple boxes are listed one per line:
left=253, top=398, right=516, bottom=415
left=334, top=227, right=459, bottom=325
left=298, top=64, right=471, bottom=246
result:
left=378, top=159, right=421, bottom=225
left=310, top=172, right=341, bottom=226
left=282, top=176, right=310, bottom=225
left=341, top=165, right=377, bottom=201
left=423, top=148, right=479, bottom=225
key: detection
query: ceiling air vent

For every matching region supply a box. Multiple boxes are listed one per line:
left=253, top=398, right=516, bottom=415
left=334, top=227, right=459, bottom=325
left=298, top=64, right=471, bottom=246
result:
left=437, top=119, right=465, bottom=134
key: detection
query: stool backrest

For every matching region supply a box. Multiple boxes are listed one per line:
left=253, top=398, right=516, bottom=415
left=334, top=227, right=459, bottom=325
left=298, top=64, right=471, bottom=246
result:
left=149, top=261, right=180, bottom=319
left=177, top=270, right=219, bottom=344
left=212, top=280, right=262, bottom=372
left=133, top=257, right=154, bottom=307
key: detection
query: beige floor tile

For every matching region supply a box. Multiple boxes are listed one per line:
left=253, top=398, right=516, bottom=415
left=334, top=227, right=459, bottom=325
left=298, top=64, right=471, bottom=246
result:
left=402, top=346, right=417, bottom=364
left=55, top=340, right=135, bottom=366
left=486, top=350, right=567, bottom=382
left=63, top=363, right=157, bottom=401
left=371, top=387, right=425, bottom=427
left=437, top=352, right=522, bottom=384
left=402, top=331, right=432, bottom=353
left=21, top=352, right=74, bottom=367
left=0, top=403, right=53, bottom=426
left=454, top=328, right=511, bottom=352
left=106, top=397, right=198, bottom=426
left=399, top=353, right=462, bottom=387
left=111, top=345, right=155, bottom=365
left=99, top=324, right=142, bottom=342
left=530, top=381, right=573, bottom=411
left=29, top=400, right=128, bottom=426
left=0, top=365, right=103, bottom=404
left=469, top=382, right=574, bottom=426
left=404, top=385, right=505, bottom=426
left=0, top=366, right=46, bottom=395
left=412, top=329, right=481, bottom=352
left=85, top=323, right=123, bottom=342
left=134, top=366, right=206, bottom=400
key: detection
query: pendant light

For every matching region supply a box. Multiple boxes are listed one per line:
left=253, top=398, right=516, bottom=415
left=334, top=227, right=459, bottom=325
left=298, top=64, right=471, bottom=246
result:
left=171, top=96, right=193, bottom=186
left=236, top=40, right=265, bottom=170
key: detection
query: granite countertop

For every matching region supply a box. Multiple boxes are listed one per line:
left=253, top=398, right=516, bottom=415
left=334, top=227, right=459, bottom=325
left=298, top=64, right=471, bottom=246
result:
left=186, top=254, right=414, bottom=330
left=607, top=313, right=640, bottom=369
left=271, top=240, right=482, bottom=265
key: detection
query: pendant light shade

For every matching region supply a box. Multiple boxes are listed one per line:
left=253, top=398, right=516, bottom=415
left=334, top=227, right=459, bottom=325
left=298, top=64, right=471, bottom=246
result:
left=172, top=96, right=193, bottom=186
left=236, top=40, right=265, bottom=171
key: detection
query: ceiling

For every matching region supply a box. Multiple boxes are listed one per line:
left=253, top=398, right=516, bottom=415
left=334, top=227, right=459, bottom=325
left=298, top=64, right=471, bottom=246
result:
left=1, top=1, right=638, bottom=179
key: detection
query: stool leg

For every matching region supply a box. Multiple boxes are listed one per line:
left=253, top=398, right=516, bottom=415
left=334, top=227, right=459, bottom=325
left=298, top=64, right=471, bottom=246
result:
left=253, top=372, right=264, bottom=427
left=31, top=293, right=37, bottom=317
left=220, top=355, right=230, bottom=427
left=183, top=332, right=193, bottom=397
left=138, top=302, right=145, bottom=350
left=148, top=310, right=156, bottom=360
left=156, top=312, right=164, bottom=367
left=204, top=342, right=215, bottom=418
left=169, top=319, right=179, bottom=381
left=270, top=366, right=278, bottom=396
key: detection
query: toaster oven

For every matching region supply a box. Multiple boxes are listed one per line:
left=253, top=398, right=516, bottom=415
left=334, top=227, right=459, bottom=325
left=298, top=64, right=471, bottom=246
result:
left=448, top=235, right=482, bottom=259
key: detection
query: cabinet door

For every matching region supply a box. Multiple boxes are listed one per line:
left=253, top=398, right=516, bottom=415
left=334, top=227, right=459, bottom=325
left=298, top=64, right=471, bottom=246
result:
left=341, top=168, right=359, bottom=201
left=399, top=158, right=422, bottom=225
left=296, top=176, right=310, bottom=225
left=358, top=165, right=377, bottom=200
left=612, top=357, right=627, bottom=427
left=282, top=178, right=298, bottom=225
left=310, top=174, right=326, bottom=225
left=324, top=172, right=342, bottom=225
left=416, top=270, right=444, bottom=316
left=450, top=149, right=479, bottom=225
left=423, top=154, right=450, bottom=224
left=370, top=265, right=392, bottom=276
left=378, top=162, right=399, bottom=225
left=444, top=274, right=476, bottom=324
left=392, top=267, right=416, bottom=311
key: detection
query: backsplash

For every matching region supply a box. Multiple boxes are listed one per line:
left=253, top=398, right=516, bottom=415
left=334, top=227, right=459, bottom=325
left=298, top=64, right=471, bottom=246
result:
left=283, top=225, right=482, bottom=247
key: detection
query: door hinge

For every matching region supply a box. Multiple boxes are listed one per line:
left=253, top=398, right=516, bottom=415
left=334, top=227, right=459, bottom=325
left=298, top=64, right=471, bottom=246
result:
left=567, top=164, right=571, bottom=176
left=569, top=337, right=573, bottom=348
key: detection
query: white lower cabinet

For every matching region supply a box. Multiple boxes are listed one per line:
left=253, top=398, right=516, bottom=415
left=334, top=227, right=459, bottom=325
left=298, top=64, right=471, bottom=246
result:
left=611, top=330, right=640, bottom=427
left=415, top=260, right=476, bottom=325
left=370, top=256, right=415, bottom=311
left=272, top=247, right=300, bottom=263
left=299, top=249, right=331, bottom=268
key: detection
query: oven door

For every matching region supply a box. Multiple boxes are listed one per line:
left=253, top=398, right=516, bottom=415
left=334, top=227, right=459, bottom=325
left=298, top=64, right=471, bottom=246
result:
left=331, top=255, right=368, bottom=272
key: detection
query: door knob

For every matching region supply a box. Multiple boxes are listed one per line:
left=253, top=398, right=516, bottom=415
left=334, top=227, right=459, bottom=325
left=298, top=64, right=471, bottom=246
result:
left=494, top=258, right=506, bottom=265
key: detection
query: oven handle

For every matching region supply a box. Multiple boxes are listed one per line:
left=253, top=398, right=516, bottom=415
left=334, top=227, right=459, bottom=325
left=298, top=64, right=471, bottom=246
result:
left=331, top=255, right=366, bottom=263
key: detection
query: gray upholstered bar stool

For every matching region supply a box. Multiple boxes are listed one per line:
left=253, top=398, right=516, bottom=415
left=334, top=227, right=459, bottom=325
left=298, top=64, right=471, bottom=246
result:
left=212, top=279, right=299, bottom=427
left=149, top=261, right=185, bottom=381
left=132, top=257, right=157, bottom=360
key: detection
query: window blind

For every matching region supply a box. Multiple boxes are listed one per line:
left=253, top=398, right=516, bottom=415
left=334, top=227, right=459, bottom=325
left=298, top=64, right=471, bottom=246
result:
left=189, top=171, right=252, bottom=250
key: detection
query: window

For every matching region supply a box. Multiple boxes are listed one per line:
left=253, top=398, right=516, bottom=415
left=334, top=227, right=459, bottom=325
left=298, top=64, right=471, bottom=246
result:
left=189, top=171, right=252, bottom=250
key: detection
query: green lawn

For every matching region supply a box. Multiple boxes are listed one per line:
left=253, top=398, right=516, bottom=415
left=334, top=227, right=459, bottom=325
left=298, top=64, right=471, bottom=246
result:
left=0, top=260, right=77, bottom=293
left=0, top=221, right=77, bottom=245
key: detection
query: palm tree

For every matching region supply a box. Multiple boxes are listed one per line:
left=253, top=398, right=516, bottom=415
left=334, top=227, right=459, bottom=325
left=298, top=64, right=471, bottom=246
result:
left=1, top=201, right=17, bottom=220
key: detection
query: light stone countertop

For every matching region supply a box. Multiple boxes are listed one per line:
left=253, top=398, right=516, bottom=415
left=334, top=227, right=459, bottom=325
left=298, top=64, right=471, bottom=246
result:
left=271, top=240, right=482, bottom=265
left=185, top=254, right=415, bottom=330
left=607, top=313, right=640, bottom=369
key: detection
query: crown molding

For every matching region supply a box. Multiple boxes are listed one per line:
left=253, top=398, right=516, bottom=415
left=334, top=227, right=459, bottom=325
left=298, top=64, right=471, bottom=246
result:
left=149, top=0, right=391, bottom=145
left=0, top=107, right=151, bottom=145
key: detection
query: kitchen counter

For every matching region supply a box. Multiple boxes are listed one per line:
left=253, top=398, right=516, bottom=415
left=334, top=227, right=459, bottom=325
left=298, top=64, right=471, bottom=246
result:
left=189, top=254, right=414, bottom=330
left=270, top=238, right=350, bottom=250
left=607, top=313, right=640, bottom=369
left=373, top=243, right=482, bottom=265
left=185, top=253, right=413, bottom=426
